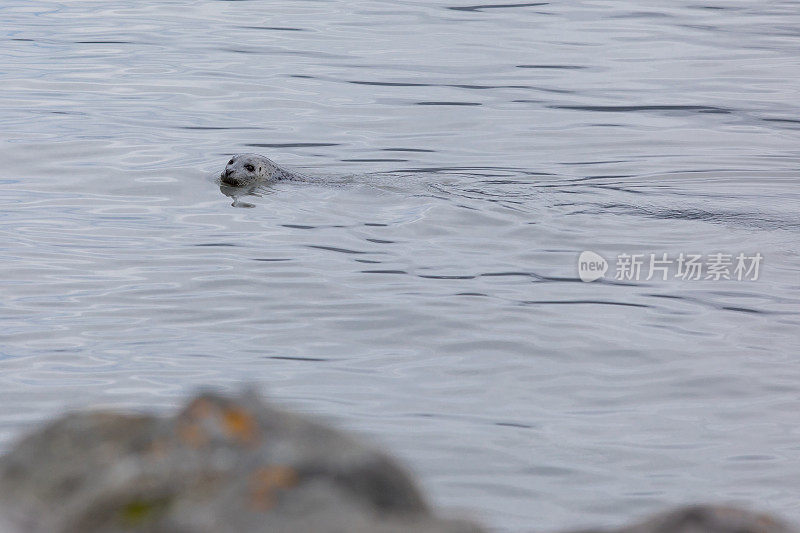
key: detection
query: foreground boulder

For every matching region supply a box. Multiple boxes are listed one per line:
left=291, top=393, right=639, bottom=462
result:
left=0, top=391, right=796, bottom=533
left=0, top=390, right=482, bottom=533
left=577, top=505, right=797, bottom=533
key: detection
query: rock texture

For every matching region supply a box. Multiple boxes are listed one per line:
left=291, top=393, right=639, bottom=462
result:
left=0, top=390, right=481, bottom=533
left=0, top=390, right=796, bottom=533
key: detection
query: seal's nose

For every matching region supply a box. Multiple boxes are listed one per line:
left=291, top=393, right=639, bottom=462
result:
left=221, top=169, right=240, bottom=187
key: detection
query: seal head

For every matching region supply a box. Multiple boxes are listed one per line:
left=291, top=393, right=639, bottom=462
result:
left=220, top=154, right=276, bottom=187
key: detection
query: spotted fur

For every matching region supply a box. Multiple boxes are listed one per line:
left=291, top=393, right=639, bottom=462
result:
left=220, top=154, right=304, bottom=187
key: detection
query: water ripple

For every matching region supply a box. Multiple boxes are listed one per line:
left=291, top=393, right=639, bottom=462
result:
left=1, top=1, right=800, bottom=532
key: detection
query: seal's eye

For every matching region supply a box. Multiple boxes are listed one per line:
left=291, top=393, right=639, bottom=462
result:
left=244, top=164, right=255, bottom=172
left=228, top=159, right=234, bottom=165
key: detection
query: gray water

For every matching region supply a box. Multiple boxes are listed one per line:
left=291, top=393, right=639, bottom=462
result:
left=2, top=1, right=800, bottom=531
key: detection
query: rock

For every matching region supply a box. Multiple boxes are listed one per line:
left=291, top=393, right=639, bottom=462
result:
left=1, top=391, right=797, bottom=533
left=0, top=390, right=483, bottom=533
left=573, top=505, right=797, bottom=533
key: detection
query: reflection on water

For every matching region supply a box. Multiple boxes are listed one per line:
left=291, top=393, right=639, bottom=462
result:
left=218, top=181, right=270, bottom=208
left=1, top=1, right=799, bottom=531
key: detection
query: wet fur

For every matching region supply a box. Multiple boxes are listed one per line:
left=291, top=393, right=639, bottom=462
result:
left=220, top=154, right=304, bottom=187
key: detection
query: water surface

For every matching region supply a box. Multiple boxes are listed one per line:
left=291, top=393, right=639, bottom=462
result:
left=1, top=1, right=799, bottom=531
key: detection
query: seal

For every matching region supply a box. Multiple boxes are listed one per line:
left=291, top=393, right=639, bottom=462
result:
left=220, top=153, right=304, bottom=187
